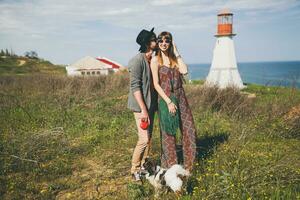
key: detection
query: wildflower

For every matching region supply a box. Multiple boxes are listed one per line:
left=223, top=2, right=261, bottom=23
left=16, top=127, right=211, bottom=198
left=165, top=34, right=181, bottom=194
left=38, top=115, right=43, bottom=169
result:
left=66, top=193, right=72, bottom=198
left=40, top=189, right=47, bottom=194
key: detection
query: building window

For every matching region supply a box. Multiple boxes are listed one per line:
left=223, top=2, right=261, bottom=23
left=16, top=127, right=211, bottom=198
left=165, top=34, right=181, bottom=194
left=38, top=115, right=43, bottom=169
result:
left=109, top=70, right=114, bottom=75
left=87, top=71, right=90, bottom=75
left=97, top=71, right=100, bottom=75
left=92, top=71, right=95, bottom=75
left=81, top=71, right=85, bottom=75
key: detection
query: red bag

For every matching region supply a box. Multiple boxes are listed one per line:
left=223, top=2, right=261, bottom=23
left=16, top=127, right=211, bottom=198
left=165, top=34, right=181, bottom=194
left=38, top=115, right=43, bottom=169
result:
left=140, top=118, right=149, bottom=130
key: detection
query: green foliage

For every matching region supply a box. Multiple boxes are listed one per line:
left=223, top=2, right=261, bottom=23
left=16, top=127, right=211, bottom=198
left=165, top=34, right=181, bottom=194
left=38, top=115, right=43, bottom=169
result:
left=189, top=79, right=204, bottom=85
left=127, top=183, right=151, bottom=200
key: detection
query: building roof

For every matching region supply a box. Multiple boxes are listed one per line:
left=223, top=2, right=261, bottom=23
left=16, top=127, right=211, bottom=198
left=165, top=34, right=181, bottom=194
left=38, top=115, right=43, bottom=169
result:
left=96, top=57, right=124, bottom=69
left=68, top=56, right=110, bottom=70
left=218, top=8, right=233, bottom=16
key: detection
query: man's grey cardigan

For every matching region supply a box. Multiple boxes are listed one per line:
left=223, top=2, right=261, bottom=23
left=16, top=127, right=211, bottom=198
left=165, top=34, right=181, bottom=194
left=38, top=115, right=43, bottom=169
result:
left=127, top=53, right=154, bottom=112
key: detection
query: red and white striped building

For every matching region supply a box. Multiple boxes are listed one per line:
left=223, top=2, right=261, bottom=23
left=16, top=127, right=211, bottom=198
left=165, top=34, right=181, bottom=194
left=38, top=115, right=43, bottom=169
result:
left=96, top=57, right=125, bottom=72
left=66, top=56, right=124, bottom=76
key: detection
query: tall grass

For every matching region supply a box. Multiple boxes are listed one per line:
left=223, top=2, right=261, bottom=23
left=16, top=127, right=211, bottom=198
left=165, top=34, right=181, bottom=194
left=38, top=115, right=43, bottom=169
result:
left=186, top=84, right=300, bottom=199
left=0, top=74, right=299, bottom=199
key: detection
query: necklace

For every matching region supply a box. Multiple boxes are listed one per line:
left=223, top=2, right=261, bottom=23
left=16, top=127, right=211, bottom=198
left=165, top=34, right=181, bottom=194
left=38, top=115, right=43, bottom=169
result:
left=162, top=53, right=171, bottom=67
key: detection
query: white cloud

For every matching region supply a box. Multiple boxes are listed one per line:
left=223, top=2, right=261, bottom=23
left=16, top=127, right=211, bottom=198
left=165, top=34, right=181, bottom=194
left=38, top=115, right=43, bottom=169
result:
left=150, top=0, right=189, bottom=6
left=1, top=0, right=299, bottom=34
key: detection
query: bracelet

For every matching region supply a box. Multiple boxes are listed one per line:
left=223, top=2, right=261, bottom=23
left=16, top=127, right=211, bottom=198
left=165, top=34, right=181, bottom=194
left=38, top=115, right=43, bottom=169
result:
left=167, top=100, right=172, bottom=105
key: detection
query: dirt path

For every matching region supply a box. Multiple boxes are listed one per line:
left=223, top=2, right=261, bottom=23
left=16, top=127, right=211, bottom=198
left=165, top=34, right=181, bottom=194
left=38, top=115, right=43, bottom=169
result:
left=18, top=60, right=26, bottom=66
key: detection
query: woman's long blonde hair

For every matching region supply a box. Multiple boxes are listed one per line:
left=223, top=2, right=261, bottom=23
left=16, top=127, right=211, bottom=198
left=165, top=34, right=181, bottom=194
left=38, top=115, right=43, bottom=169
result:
left=155, top=31, right=178, bottom=68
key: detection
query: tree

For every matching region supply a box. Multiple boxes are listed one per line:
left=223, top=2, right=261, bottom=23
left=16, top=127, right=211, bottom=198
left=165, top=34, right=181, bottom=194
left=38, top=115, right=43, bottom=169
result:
left=5, top=49, right=9, bottom=56
left=24, top=51, right=38, bottom=59
left=0, top=49, right=5, bottom=56
left=10, top=48, right=16, bottom=57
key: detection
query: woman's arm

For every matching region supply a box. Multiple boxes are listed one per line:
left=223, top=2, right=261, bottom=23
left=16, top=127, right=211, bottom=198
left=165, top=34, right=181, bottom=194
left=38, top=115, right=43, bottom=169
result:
left=177, top=56, right=188, bottom=75
left=151, top=57, right=177, bottom=114
left=173, top=41, right=188, bottom=75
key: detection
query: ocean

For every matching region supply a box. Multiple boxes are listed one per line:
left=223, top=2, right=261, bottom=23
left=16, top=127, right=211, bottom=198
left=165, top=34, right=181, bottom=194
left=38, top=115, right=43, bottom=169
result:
left=188, top=61, right=300, bottom=88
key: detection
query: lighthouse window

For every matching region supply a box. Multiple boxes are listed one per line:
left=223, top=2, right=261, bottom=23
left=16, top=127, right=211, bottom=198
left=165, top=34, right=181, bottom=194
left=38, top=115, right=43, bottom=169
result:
left=224, top=16, right=229, bottom=24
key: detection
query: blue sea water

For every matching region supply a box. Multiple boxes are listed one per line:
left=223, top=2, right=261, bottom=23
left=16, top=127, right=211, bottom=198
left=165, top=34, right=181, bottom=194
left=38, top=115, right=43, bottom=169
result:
left=188, top=61, right=300, bottom=88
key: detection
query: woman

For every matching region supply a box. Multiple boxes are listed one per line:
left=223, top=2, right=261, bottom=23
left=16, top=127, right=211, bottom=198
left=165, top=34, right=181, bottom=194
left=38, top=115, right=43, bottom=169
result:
left=150, top=31, right=197, bottom=172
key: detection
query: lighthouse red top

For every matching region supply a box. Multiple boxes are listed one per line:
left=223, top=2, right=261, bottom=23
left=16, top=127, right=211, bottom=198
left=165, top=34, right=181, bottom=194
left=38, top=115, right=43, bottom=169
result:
left=216, top=9, right=236, bottom=37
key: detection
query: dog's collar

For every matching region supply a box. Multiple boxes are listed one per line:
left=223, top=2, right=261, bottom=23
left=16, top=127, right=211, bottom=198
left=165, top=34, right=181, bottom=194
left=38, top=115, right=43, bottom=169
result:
left=160, top=169, right=167, bottom=177
left=159, top=170, right=167, bottom=185
left=154, top=167, right=160, bottom=177
left=154, top=167, right=166, bottom=178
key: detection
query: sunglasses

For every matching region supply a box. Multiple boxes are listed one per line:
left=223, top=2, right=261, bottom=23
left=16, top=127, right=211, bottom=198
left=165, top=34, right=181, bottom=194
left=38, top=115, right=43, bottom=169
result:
left=157, top=39, right=171, bottom=44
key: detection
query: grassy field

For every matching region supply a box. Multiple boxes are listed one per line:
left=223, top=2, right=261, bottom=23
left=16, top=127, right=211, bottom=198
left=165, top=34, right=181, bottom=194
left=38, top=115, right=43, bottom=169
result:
left=0, top=73, right=299, bottom=200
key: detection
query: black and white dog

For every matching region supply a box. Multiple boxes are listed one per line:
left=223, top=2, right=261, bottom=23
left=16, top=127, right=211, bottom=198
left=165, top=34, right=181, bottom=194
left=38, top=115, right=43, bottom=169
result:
left=141, top=158, right=190, bottom=193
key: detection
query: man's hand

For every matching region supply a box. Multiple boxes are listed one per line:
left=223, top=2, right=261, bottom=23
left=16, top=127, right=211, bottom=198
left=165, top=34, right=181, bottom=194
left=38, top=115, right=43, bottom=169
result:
left=139, top=109, right=150, bottom=124
left=133, top=90, right=150, bottom=124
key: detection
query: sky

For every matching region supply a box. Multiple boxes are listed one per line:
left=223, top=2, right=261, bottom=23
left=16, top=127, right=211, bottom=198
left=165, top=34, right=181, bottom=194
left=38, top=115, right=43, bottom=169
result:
left=1, top=0, right=300, bottom=65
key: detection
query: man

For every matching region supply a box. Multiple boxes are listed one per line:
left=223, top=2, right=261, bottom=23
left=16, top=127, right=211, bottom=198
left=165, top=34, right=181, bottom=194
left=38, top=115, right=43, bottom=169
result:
left=128, top=28, right=158, bottom=181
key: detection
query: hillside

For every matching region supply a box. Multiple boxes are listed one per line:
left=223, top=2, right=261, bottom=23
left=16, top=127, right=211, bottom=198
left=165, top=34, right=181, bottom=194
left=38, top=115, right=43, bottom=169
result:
left=0, top=74, right=299, bottom=199
left=0, top=56, right=66, bottom=75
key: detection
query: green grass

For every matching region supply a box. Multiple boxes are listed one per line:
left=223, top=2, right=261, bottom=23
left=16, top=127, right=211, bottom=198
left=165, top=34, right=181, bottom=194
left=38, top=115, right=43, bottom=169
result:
left=0, top=74, right=299, bottom=199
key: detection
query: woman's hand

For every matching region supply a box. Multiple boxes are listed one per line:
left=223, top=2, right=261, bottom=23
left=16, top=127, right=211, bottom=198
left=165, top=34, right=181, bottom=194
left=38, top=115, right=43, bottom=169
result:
left=172, top=40, right=180, bottom=57
left=172, top=40, right=188, bottom=74
left=168, top=102, right=177, bottom=115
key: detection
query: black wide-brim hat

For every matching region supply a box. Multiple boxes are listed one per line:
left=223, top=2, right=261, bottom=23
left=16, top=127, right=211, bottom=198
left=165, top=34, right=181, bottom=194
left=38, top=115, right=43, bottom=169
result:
left=136, top=27, right=155, bottom=51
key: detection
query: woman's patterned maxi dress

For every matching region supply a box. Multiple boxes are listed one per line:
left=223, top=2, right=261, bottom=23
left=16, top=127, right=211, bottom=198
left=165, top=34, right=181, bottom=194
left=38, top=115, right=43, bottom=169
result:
left=158, top=65, right=197, bottom=171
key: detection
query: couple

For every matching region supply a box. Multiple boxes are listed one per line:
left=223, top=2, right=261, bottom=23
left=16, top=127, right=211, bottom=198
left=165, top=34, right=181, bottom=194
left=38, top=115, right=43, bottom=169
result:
left=127, top=28, right=197, bottom=181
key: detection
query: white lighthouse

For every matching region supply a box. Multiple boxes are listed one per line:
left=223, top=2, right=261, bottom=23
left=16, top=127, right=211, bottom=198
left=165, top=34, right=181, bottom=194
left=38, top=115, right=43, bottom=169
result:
left=205, top=9, right=245, bottom=89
